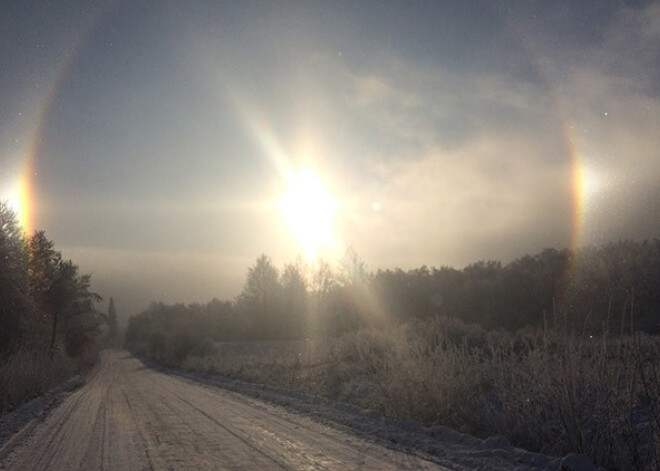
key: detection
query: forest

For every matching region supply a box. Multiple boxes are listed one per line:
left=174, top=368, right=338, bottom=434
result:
left=0, top=202, right=110, bottom=416
left=126, top=239, right=660, bottom=353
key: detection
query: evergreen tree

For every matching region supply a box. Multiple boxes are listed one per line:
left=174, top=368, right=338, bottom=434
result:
left=108, top=297, right=118, bottom=342
left=0, top=202, right=32, bottom=353
left=237, top=255, right=282, bottom=338
left=27, top=231, right=101, bottom=356
left=281, top=262, right=308, bottom=338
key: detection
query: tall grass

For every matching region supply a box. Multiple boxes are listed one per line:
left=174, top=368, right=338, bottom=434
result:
left=0, top=346, right=97, bottom=416
left=140, top=317, right=660, bottom=469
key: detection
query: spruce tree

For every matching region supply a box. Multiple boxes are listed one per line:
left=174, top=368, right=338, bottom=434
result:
left=108, top=297, right=118, bottom=342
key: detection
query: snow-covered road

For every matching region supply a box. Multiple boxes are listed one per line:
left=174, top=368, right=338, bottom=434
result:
left=0, top=351, right=447, bottom=470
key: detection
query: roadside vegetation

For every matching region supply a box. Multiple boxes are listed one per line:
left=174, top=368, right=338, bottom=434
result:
left=126, top=240, right=660, bottom=469
left=178, top=321, right=660, bottom=470
left=0, top=202, right=109, bottom=416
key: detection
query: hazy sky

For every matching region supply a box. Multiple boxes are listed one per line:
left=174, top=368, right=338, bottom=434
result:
left=2, top=0, right=659, bottom=317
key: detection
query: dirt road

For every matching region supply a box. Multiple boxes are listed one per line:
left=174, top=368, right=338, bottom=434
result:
left=0, top=351, right=445, bottom=470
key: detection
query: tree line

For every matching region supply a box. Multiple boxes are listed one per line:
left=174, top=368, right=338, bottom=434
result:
left=0, top=202, right=104, bottom=358
left=126, top=240, right=660, bottom=361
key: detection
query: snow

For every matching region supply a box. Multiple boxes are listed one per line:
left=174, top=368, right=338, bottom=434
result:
left=1, top=352, right=603, bottom=470
left=0, top=374, right=86, bottom=459
left=151, top=359, right=601, bottom=470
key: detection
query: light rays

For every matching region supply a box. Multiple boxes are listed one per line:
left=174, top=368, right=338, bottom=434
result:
left=228, top=88, right=342, bottom=260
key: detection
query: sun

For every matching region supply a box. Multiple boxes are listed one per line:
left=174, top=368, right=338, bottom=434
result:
left=4, top=179, right=30, bottom=233
left=278, top=168, right=338, bottom=259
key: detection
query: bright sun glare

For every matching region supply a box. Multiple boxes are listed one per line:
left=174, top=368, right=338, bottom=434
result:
left=278, top=168, right=338, bottom=259
left=4, top=183, right=27, bottom=232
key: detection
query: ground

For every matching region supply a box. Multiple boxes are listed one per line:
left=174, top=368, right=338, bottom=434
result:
left=0, top=350, right=578, bottom=470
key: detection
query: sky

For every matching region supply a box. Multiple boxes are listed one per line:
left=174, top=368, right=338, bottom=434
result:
left=1, top=0, right=659, bottom=317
